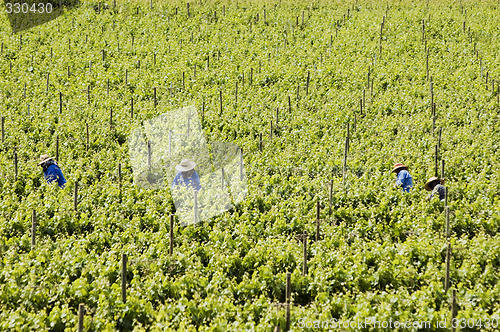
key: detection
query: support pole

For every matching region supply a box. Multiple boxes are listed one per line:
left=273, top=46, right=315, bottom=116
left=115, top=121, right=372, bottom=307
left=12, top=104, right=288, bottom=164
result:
left=170, top=214, right=174, bottom=256
left=121, top=254, right=127, bottom=303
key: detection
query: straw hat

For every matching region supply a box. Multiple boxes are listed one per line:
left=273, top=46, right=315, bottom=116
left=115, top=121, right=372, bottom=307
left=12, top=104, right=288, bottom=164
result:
left=175, top=159, right=196, bottom=172
left=425, top=176, right=444, bottom=191
left=38, top=154, right=54, bottom=166
left=392, top=163, right=408, bottom=173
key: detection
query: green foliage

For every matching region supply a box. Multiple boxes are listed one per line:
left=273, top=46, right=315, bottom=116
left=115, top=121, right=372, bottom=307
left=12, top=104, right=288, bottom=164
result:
left=1, top=0, right=500, bottom=330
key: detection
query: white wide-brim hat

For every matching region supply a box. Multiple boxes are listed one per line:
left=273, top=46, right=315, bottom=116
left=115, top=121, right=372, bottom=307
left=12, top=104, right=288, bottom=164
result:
left=175, top=159, right=196, bottom=172
left=38, top=154, right=54, bottom=166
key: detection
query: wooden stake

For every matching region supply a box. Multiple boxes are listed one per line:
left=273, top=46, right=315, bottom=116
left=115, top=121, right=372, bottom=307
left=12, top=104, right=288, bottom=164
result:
left=169, top=214, right=174, bottom=255
left=31, top=209, right=36, bottom=249
left=14, top=152, right=18, bottom=181
left=107, top=79, right=109, bottom=96
left=235, top=81, right=238, bottom=105
left=221, top=167, right=225, bottom=190
left=259, top=133, right=263, bottom=151
left=194, top=190, right=199, bottom=224
left=302, top=232, right=308, bottom=275
left=315, top=201, right=320, bottom=241
left=187, top=2, right=190, bottom=16
left=240, top=148, right=244, bottom=181
left=56, top=136, right=59, bottom=162
left=219, top=91, right=223, bottom=115
left=147, top=141, right=152, bottom=170
left=306, top=71, right=310, bottom=95
left=58, top=92, right=62, bottom=114
left=445, top=206, right=450, bottom=238
left=74, top=182, right=78, bottom=211
left=131, top=97, right=134, bottom=118
left=451, top=289, right=457, bottom=332
left=270, top=121, right=273, bottom=140
left=78, top=303, right=85, bottom=332
left=434, top=144, right=438, bottom=177
left=154, top=87, right=157, bottom=108
left=285, top=271, right=291, bottom=331
left=250, top=68, right=253, bottom=85
left=46, top=73, right=49, bottom=92
left=118, top=163, right=122, bottom=195
left=86, top=123, right=89, bottom=151
left=445, top=242, right=451, bottom=292
left=329, top=180, right=333, bottom=213
left=441, top=159, right=445, bottom=180
left=121, top=254, right=127, bottom=303
left=110, top=108, right=113, bottom=129
left=1, top=116, right=4, bottom=143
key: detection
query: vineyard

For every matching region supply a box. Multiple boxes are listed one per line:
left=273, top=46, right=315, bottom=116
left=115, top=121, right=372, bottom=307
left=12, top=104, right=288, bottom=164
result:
left=1, top=0, right=500, bottom=330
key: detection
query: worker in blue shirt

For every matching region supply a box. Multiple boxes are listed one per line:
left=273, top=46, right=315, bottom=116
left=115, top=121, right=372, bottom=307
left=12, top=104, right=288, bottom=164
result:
left=392, top=163, right=413, bottom=192
left=38, top=154, right=66, bottom=188
left=171, top=159, right=201, bottom=191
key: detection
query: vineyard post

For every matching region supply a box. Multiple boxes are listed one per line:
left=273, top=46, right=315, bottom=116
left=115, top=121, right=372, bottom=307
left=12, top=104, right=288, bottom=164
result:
left=285, top=272, right=291, bottom=331
left=187, top=116, right=190, bottom=135
left=170, top=214, right=174, bottom=256
left=360, top=98, right=363, bottom=115
left=329, top=180, right=333, bottom=214
left=78, top=303, right=85, bottom=332
left=220, top=91, right=223, bottom=115
left=121, top=254, right=127, bottom=303
left=315, top=201, right=320, bottom=241
left=451, top=289, right=457, bottom=332
left=239, top=148, right=243, bottom=181
left=109, top=109, right=113, bottom=129
left=154, top=87, right=157, bottom=108
left=118, top=163, right=122, bottom=197
left=438, top=128, right=442, bottom=151
left=445, top=242, right=451, bottom=292
left=276, top=107, right=279, bottom=125
left=24, top=83, right=26, bottom=98
left=302, top=232, right=308, bottom=275
left=168, top=131, right=172, bottom=158
left=187, top=2, right=190, bottom=16
left=235, top=82, right=238, bottom=105
left=125, top=69, right=128, bottom=85
left=87, top=86, right=90, bottom=104
left=131, top=97, right=134, bottom=118
left=259, top=133, right=263, bottom=152
left=441, top=159, right=445, bottom=180
left=445, top=206, right=450, bottom=238
left=194, top=190, right=199, bottom=224
left=107, top=79, right=109, bottom=96
left=250, top=68, right=253, bottom=85
left=445, top=187, right=448, bottom=207
left=56, top=136, right=59, bottom=162
left=426, top=51, right=429, bottom=81
left=147, top=141, right=152, bottom=170
left=74, top=182, right=78, bottom=211
left=86, top=123, right=89, bottom=151
left=31, top=209, right=36, bottom=250
left=221, top=167, right=224, bottom=191
left=288, top=96, right=291, bottom=113
left=270, top=121, right=273, bottom=140
left=434, top=145, right=438, bottom=177
left=306, top=71, right=310, bottom=96
left=430, top=81, right=434, bottom=111
left=182, top=72, right=185, bottom=89
left=46, top=73, right=49, bottom=92
left=1, top=116, right=3, bottom=143
left=14, top=152, right=18, bottom=181
left=202, top=102, right=205, bottom=124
